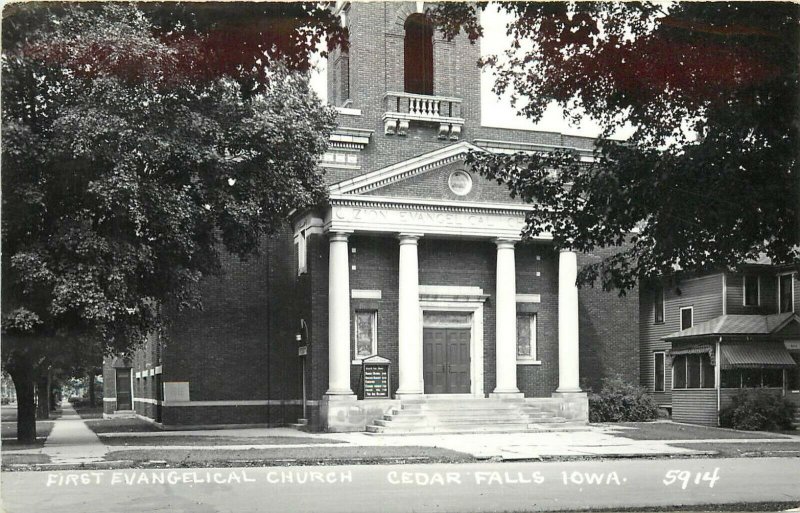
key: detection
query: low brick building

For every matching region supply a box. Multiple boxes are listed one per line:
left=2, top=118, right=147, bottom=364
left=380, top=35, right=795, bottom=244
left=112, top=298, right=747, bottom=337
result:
left=104, top=2, right=640, bottom=431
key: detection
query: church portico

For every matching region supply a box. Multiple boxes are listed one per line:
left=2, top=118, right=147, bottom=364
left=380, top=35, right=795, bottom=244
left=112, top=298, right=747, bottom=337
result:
left=312, top=181, right=586, bottom=431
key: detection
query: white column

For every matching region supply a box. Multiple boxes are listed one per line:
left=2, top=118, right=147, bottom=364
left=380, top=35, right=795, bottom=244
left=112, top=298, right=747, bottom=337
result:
left=326, top=231, right=353, bottom=396
left=396, top=233, right=423, bottom=396
left=557, top=250, right=581, bottom=393
left=493, top=239, right=521, bottom=395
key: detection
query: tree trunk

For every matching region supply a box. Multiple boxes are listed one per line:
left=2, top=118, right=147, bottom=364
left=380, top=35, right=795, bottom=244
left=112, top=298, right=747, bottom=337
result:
left=36, top=372, right=50, bottom=420
left=88, top=372, right=96, bottom=407
left=9, top=360, right=37, bottom=444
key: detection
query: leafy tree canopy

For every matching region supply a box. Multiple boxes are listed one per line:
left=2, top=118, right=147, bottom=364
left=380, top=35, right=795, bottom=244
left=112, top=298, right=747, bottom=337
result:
left=2, top=2, right=337, bottom=367
left=430, top=2, right=800, bottom=290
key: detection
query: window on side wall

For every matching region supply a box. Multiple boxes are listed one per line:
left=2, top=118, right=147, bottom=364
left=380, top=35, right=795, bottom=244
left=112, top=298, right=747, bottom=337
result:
left=680, top=307, right=693, bottom=331
left=743, top=275, right=760, bottom=306
left=654, top=285, right=665, bottom=324
left=516, top=313, right=538, bottom=361
left=654, top=352, right=665, bottom=392
left=354, top=310, right=377, bottom=359
left=779, top=273, right=794, bottom=313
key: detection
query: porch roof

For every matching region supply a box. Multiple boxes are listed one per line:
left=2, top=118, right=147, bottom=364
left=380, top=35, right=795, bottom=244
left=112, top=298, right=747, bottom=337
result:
left=664, top=312, right=799, bottom=340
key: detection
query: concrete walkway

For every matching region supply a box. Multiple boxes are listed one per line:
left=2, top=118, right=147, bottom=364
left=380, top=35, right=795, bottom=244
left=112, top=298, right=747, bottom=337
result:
left=91, top=426, right=798, bottom=460
left=41, top=402, right=108, bottom=464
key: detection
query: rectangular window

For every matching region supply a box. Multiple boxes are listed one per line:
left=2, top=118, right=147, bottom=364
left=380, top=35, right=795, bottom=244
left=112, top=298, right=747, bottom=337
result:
left=701, top=354, right=715, bottom=388
left=721, top=369, right=740, bottom=388
left=354, top=310, right=377, bottom=359
left=741, top=368, right=762, bottom=387
left=674, top=353, right=714, bottom=389
left=654, top=285, right=665, bottom=324
left=687, top=354, right=702, bottom=388
left=743, top=275, right=760, bottom=306
left=296, top=230, right=307, bottom=275
left=680, top=307, right=693, bottom=331
left=763, top=369, right=783, bottom=388
left=779, top=273, right=794, bottom=313
left=673, top=355, right=687, bottom=389
left=516, top=313, right=537, bottom=360
left=654, top=352, right=665, bottom=392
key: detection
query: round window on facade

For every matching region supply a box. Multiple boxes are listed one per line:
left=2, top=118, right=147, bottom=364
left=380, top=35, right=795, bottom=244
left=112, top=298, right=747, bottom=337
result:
left=448, top=170, right=473, bottom=196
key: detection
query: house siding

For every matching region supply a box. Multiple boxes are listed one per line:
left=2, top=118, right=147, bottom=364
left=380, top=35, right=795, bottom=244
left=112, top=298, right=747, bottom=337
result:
left=672, top=389, right=718, bottom=426
left=640, top=274, right=724, bottom=405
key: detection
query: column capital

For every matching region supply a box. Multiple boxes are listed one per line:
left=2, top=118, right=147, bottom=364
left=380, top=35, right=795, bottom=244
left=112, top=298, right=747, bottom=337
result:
left=328, top=231, right=352, bottom=243
left=397, top=233, right=423, bottom=244
left=493, top=237, right=519, bottom=249
left=558, top=248, right=578, bottom=254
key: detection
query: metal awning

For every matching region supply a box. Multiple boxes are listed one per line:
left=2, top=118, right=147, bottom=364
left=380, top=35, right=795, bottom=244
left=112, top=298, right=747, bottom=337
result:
left=667, top=344, right=714, bottom=360
left=720, top=343, right=798, bottom=369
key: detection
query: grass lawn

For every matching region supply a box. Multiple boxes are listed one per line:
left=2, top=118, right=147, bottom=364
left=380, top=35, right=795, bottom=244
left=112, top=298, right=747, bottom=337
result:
left=101, top=435, right=345, bottom=446
left=105, top=446, right=475, bottom=465
left=73, top=405, right=104, bottom=419
left=669, top=441, right=800, bottom=458
left=1, top=453, right=51, bottom=466
left=1, top=417, right=59, bottom=449
left=85, top=417, right=161, bottom=434
left=603, top=421, right=794, bottom=440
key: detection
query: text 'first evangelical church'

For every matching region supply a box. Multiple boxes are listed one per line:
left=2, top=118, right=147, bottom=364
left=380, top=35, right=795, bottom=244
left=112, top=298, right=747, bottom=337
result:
left=103, top=2, right=641, bottom=432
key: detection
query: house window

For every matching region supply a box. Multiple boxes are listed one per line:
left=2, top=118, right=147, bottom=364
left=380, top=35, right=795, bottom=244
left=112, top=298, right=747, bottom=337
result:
left=743, top=275, right=760, bottom=306
left=779, top=273, right=794, bottom=313
left=654, top=285, right=664, bottom=324
left=516, top=313, right=537, bottom=360
left=680, top=307, right=693, bottom=331
left=654, top=352, right=665, bottom=392
left=722, top=368, right=784, bottom=388
left=404, top=14, right=434, bottom=95
left=672, top=353, right=714, bottom=389
left=354, top=310, right=377, bottom=359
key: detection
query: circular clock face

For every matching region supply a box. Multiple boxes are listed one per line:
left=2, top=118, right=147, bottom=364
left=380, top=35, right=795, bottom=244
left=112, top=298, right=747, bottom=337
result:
left=448, top=170, right=473, bottom=196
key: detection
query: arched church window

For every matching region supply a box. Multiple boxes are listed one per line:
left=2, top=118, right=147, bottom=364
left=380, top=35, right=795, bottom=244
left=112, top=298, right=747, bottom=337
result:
left=404, top=14, right=434, bottom=95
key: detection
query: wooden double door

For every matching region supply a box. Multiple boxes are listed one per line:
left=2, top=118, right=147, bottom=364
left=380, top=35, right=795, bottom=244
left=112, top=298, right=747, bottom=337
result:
left=423, top=327, right=471, bottom=394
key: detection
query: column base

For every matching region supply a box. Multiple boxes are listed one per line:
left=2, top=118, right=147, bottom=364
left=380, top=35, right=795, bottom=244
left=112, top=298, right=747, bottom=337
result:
left=550, top=391, right=588, bottom=422
left=320, top=394, right=360, bottom=432
left=489, top=391, right=524, bottom=399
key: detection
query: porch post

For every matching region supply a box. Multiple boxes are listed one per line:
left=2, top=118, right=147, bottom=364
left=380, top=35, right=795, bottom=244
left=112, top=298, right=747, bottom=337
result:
left=396, top=233, right=423, bottom=397
left=493, top=238, right=521, bottom=395
left=556, top=249, right=582, bottom=393
left=326, top=231, right=353, bottom=396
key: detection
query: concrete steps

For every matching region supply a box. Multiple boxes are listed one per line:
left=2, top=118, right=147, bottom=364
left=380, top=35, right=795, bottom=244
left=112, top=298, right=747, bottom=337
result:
left=365, top=396, right=572, bottom=434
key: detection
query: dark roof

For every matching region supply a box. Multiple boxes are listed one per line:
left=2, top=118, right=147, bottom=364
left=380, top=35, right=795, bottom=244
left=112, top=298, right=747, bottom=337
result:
left=664, top=312, right=799, bottom=340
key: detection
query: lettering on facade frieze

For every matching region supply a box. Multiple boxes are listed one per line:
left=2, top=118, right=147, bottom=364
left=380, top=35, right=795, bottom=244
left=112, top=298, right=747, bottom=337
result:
left=333, top=207, right=522, bottom=229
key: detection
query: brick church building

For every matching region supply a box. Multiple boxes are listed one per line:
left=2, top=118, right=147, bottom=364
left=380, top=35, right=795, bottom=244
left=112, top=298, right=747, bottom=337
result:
left=103, top=2, right=640, bottom=432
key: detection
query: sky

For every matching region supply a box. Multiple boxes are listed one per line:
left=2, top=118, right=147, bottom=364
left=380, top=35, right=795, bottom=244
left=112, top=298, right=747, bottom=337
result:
left=308, top=4, right=632, bottom=139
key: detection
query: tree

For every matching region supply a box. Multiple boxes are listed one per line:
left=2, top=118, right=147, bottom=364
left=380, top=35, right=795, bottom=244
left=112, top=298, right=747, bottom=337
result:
left=431, top=2, right=800, bottom=290
left=2, top=3, right=339, bottom=442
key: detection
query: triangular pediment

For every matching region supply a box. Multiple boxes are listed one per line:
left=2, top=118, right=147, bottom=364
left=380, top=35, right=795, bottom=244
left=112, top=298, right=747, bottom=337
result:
left=328, top=142, right=524, bottom=205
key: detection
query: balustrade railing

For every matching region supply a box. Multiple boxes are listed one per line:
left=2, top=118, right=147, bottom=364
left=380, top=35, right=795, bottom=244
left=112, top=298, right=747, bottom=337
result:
left=385, top=91, right=462, bottom=119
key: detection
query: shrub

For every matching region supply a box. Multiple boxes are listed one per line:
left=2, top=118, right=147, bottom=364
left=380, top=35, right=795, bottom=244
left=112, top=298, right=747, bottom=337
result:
left=719, top=389, right=795, bottom=431
left=588, top=375, right=659, bottom=422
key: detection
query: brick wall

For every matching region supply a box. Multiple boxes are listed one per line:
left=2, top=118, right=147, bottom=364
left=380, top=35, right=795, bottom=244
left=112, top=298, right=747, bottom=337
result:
left=155, top=229, right=301, bottom=426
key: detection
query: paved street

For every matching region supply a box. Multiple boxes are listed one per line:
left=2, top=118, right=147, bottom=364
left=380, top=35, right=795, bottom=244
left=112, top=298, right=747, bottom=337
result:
left=3, top=457, right=799, bottom=513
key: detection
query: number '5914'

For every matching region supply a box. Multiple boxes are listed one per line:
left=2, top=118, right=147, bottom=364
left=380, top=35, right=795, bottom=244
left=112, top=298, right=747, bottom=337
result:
left=663, top=468, right=720, bottom=489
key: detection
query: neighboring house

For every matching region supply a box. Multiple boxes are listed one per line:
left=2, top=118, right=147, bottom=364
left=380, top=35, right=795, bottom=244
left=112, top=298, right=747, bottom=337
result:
left=103, top=1, right=640, bottom=432
left=640, top=264, right=800, bottom=426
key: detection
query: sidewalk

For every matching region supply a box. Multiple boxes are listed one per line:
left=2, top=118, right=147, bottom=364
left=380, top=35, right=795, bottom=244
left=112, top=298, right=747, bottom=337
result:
left=40, top=402, right=108, bottom=464
left=4, top=413, right=798, bottom=467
